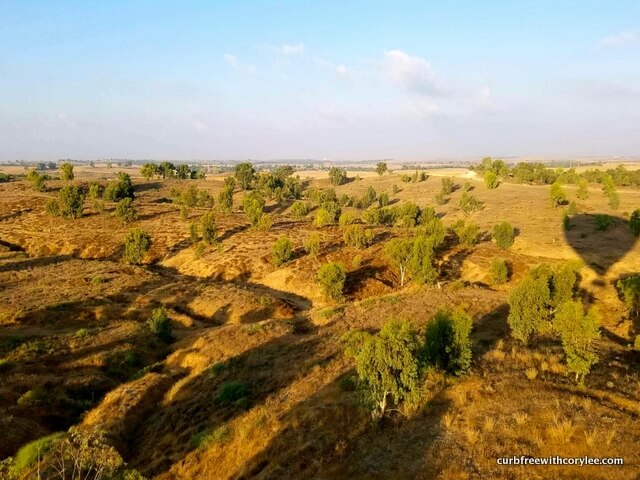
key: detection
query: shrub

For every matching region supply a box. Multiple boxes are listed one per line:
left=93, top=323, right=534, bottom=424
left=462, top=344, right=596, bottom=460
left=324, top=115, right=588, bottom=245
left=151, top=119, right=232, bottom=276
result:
left=103, top=172, right=134, bottom=202
left=289, top=201, right=309, bottom=219
left=338, top=211, right=357, bottom=227
left=189, top=223, right=199, bottom=244
left=255, top=213, right=272, bottom=231
left=115, top=197, right=137, bottom=224
left=242, top=191, right=265, bottom=226
left=392, top=184, right=400, bottom=194
left=378, top=192, right=390, bottom=207
left=576, top=179, right=589, bottom=200
left=376, top=162, right=387, bottom=175
left=314, top=208, right=333, bottom=227
left=441, top=177, right=453, bottom=195
left=549, top=181, right=567, bottom=207
left=216, top=381, right=249, bottom=405
left=492, top=222, right=515, bottom=249
left=617, top=274, right=640, bottom=316
left=200, top=211, right=217, bottom=245
left=12, top=432, right=65, bottom=473
left=317, top=262, right=346, bottom=301
left=123, top=228, right=151, bottom=264
left=423, top=308, right=473, bottom=375
left=217, top=183, right=234, bottom=213
left=595, top=214, right=614, bottom=231
left=602, top=174, right=620, bottom=209
left=434, top=191, right=447, bottom=205
left=272, top=237, right=293, bottom=266
left=507, top=274, right=551, bottom=344
left=27, top=169, right=47, bottom=191
left=59, top=162, right=74, bottom=181
left=304, top=233, right=321, bottom=255
left=459, top=192, right=484, bottom=213
left=553, top=301, right=600, bottom=384
left=58, top=185, right=85, bottom=219
left=489, top=259, right=509, bottom=284
left=361, top=186, right=377, bottom=207
left=343, top=225, right=374, bottom=249
left=484, top=171, right=499, bottom=189
left=452, top=220, right=479, bottom=246
left=147, top=306, right=172, bottom=341
left=46, top=199, right=60, bottom=216
left=630, top=209, right=640, bottom=237
left=328, top=167, right=347, bottom=186
left=362, top=207, right=381, bottom=225
left=344, top=319, right=422, bottom=419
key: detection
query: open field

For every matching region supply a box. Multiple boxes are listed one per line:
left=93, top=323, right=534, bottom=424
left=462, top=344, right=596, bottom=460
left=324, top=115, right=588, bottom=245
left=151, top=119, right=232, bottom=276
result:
left=1, top=164, right=639, bottom=479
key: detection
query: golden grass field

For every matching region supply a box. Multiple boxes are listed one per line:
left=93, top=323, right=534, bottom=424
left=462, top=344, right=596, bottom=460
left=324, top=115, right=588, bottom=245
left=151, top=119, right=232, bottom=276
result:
left=1, top=164, right=639, bottom=479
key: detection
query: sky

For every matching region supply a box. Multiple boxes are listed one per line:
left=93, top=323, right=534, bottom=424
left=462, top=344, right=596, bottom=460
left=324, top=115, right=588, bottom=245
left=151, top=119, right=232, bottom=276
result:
left=1, top=0, right=639, bottom=161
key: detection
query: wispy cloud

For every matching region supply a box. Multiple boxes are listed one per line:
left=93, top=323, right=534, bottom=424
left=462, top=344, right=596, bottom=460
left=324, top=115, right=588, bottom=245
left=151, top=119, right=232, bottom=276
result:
left=599, top=30, right=639, bottom=48
left=223, top=53, right=257, bottom=74
left=281, top=43, right=305, bottom=56
left=382, top=49, right=445, bottom=96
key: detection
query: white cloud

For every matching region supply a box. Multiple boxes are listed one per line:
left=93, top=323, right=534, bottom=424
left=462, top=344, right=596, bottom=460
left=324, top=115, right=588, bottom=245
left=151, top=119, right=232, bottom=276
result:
left=335, top=64, right=349, bottom=76
left=192, top=119, right=208, bottom=132
left=382, top=49, right=444, bottom=96
left=223, top=53, right=238, bottom=68
left=281, top=43, right=305, bottom=56
left=599, top=30, right=639, bottom=48
left=223, top=53, right=257, bottom=75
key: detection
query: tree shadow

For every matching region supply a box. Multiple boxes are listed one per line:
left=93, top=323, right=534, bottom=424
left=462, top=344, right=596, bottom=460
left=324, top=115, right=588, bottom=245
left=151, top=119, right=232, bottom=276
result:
left=218, top=223, right=251, bottom=242
left=134, top=181, right=164, bottom=193
left=472, top=303, right=510, bottom=358
left=0, top=254, right=73, bottom=273
left=345, top=265, right=390, bottom=296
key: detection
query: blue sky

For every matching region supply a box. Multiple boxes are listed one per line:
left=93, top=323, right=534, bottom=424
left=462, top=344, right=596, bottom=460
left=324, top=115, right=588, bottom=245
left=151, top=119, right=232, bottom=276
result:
left=1, top=1, right=639, bottom=161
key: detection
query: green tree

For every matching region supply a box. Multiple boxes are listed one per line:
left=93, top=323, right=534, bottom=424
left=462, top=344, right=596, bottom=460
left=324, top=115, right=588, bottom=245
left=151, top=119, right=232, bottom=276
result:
left=459, top=191, right=484, bottom=213
left=272, top=237, right=293, bottom=266
left=553, top=301, right=600, bottom=384
left=384, top=238, right=414, bottom=286
left=507, top=274, right=551, bottom=344
left=314, top=208, right=333, bottom=227
left=492, top=221, right=515, bottom=249
left=630, top=209, right=640, bottom=237
left=617, top=274, right=640, bottom=316
left=484, top=171, right=499, bottom=189
left=345, top=319, right=422, bottom=419
left=317, top=262, right=346, bottom=301
left=123, top=228, right=152, bottom=264
left=200, top=211, right=217, bottom=245
left=147, top=306, right=172, bottom=341
left=176, top=164, right=191, bottom=179
left=59, top=162, right=74, bottom=182
left=576, top=178, right=589, bottom=200
left=489, top=259, right=509, bottom=284
left=441, top=177, right=453, bottom=195
left=217, top=183, right=234, bottom=213
left=328, top=167, right=347, bottom=186
left=58, top=185, right=85, bottom=219
left=549, top=181, right=567, bottom=207
left=27, top=169, right=47, bottom=191
left=289, top=201, right=309, bottom=219
left=423, top=308, right=473, bottom=375
left=242, top=191, right=265, bottom=226
left=235, top=162, right=255, bottom=190
left=104, top=172, right=134, bottom=201
left=378, top=192, right=390, bottom=207
left=115, top=197, right=137, bottom=224
left=376, top=162, right=388, bottom=176
left=601, top=174, right=620, bottom=209
left=304, top=233, right=321, bottom=255
left=343, top=225, right=375, bottom=249
left=158, top=161, right=175, bottom=179
left=140, top=162, right=158, bottom=180
left=452, top=220, right=480, bottom=246
left=407, top=236, right=438, bottom=285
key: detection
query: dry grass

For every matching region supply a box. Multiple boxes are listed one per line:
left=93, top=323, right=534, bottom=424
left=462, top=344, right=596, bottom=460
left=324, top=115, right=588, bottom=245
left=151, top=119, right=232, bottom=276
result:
left=2, top=168, right=640, bottom=479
